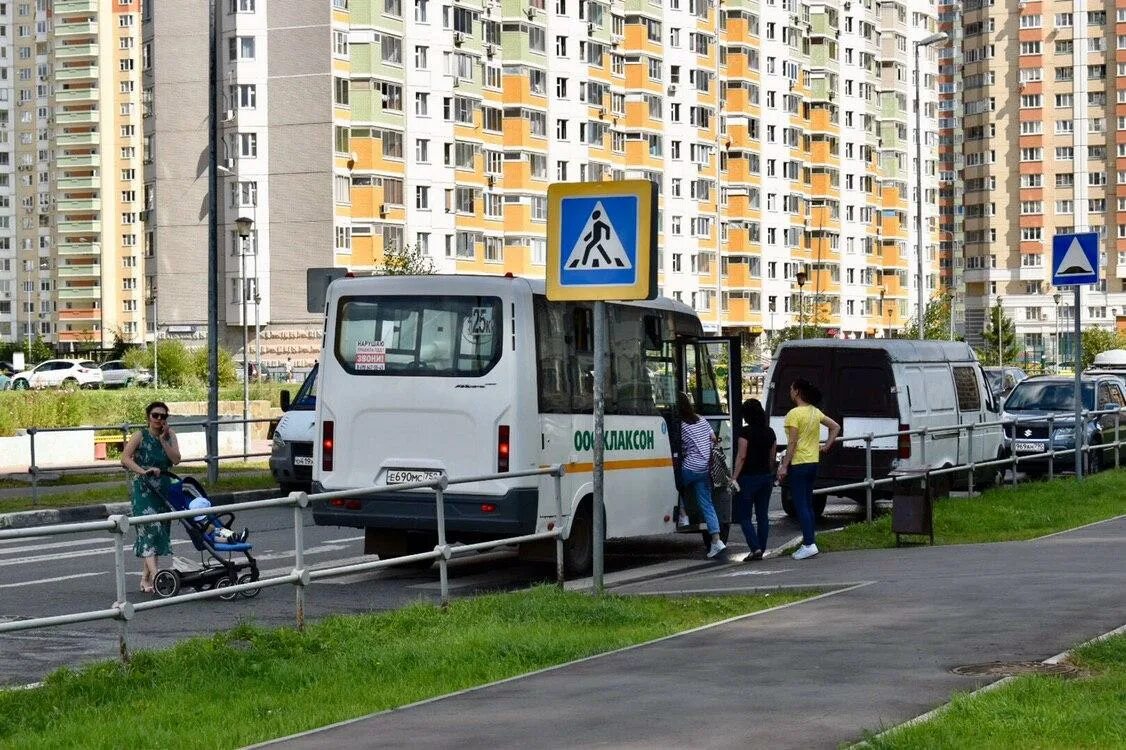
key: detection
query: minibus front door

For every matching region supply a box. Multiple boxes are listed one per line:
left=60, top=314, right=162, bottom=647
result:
left=676, top=336, right=741, bottom=546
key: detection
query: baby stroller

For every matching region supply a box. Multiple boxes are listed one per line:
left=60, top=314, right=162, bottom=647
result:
left=142, top=472, right=260, bottom=600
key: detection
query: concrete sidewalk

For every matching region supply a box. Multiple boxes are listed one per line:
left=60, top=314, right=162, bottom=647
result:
left=258, top=515, right=1126, bottom=750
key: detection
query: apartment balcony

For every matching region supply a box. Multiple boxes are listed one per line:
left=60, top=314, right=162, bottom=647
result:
left=56, top=131, right=100, bottom=148
left=55, top=109, right=98, bottom=125
left=58, top=220, right=101, bottom=234
left=58, top=328, right=102, bottom=343
left=56, top=88, right=98, bottom=103
left=55, top=43, right=99, bottom=60
left=54, top=20, right=98, bottom=37
left=56, top=65, right=99, bottom=82
left=54, top=0, right=99, bottom=13
left=58, top=308, right=100, bottom=322
left=964, top=267, right=991, bottom=283
left=58, top=263, right=101, bottom=278
left=58, top=286, right=102, bottom=300
left=57, top=197, right=101, bottom=212
left=56, top=154, right=99, bottom=169
left=57, top=176, right=99, bottom=189
left=57, top=241, right=100, bottom=256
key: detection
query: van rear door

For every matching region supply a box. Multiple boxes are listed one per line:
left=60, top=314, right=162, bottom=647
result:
left=767, top=346, right=832, bottom=446
left=826, top=349, right=900, bottom=482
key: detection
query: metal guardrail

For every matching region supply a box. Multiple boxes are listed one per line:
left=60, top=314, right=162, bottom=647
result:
left=0, top=465, right=566, bottom=664
left=2, top=416, right=277, bottom=506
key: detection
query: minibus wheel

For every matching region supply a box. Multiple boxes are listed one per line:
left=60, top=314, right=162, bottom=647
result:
left=563, top=499, right=596, bottom=576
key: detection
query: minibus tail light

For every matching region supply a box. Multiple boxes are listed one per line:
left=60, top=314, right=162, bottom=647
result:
left=898, top=424, right=911, bottom=460
left=497, top=425, right=510, bottom=473
left=322, top=420, right=335, bottom=472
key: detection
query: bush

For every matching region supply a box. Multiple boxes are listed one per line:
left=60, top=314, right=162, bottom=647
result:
left=190, top=346, right=237, bottom=387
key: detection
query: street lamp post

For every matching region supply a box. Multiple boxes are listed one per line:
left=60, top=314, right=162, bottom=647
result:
left=913, top=31, right=947, bottom=341
left=1053, top=292, right=1062, bottom=372
left=796, top=270, right=808, bottom=339
left=235, top=216, right=254, bottom=460
left=879, top=288, right=887, bottom=338
left=147, top=289, right=158, bottom=388
left=996, top=295, right=1003, bottom=367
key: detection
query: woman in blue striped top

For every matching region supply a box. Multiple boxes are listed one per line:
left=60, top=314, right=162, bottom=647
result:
left=677, top=392, right=727, bottom=559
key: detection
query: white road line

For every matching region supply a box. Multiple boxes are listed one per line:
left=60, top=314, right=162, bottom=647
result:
left=0, top=538, right=114, bottom=556
left=0, top=539, right=191, bottom=568
left=0, top=572, right=105, bottom=589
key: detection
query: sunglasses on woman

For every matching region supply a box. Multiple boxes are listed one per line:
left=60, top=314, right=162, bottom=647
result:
left=149, top=413, right=168, bottom=420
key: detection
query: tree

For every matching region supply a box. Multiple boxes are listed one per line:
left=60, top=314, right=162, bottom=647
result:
left=767, top=298, right=832, bottom=353
left=978, top=302, right=1021, bottom=366
left=902, top=291, right=959, bottom=341
left=22, top=336, right=53, bottom=365
left=378, top=243, right=436, bottom=276
left=1080, top=328, right=1126, bottom=370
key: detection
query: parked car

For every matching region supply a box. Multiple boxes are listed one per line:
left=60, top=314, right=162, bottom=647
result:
left=1001, top=374, right=1126, bottom=476
left=984, top=366, right=1027, bottom=400
left=766, top=339, right=1004, bottom=518
left=100, top=360, right=153, bottom=388
left=270, top=362, right=318, bottom=493
left=10, top=359, right=104, bottom=390
left=0, top=361, right=15, bottom=376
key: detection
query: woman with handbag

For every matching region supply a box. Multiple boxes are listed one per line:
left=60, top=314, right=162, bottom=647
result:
left=677, top=392, right=727, bottom=559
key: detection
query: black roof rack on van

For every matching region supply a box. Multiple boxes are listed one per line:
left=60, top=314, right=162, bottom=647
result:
left=776, top=339, right=979, bottom=364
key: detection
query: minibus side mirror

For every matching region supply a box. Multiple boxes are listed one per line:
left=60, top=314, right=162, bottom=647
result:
left=280, top=390, right=291, bottom=412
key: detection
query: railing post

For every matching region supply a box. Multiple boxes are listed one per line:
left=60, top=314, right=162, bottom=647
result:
left=1078, top=409, right=1088, bottom=480
left=1116, top=412, right=1121, bottom=471
left=965, top=423, right=975, bottom=497
left=1010, top=417, right=1019, bottom=487
left=109, top=514, right=133, bottom=664
left=28, top=427, right=38, bottom=506
left=291, top=491, right=310, bottom=631
left=434, top=476, right=451, bottom=608
left=919, top=426, right=927, bottom=469
left=1047, top=415, right=1055, bottom=481
left=553, top=466, right=565, bottom=587
left=864, top=433, right=873, bottom=524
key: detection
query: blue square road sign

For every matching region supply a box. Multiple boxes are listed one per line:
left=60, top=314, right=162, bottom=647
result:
left=1051, top=232, right=1099, bottom=286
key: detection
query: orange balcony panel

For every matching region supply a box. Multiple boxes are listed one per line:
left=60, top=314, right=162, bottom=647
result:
left=624, top=24, right=649, bottom=48
left=352, top=185, right=377, bottom=218
left=351, top=138, right=376, bottom=170
left=624, top=100, right=650, bottom=123
left=503, top=160, right=532, bottom=185
left=725, top=263, right=754, bottom=287
left=726, top=54, right=750, bottom=79
left=1018, top=215, right=1044, bottom=228
left=1018, top=161, right=1043, bottom=174
left=502, top=74, right=540, bottom=107
left=725, top=88, right=749, bottom=112
left=810, top=108, right=835, bottom=132
left=502, top=116, right=533, bottom=147
left=725, top=298, right=752, bottom=321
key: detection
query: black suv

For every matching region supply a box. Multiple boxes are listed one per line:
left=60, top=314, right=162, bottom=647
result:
left=1001, top=374, right=1126, bottom=475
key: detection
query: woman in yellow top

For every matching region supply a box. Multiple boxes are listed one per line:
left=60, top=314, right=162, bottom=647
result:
left=777, top=378, right=840, bottom=560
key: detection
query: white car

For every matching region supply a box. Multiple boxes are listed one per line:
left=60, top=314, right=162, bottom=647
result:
left=10, top=359, right=104, bottom=390
left=100, top=360, right=153, bottom=388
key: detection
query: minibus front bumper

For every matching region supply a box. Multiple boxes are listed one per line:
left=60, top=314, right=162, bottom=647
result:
left=310, top=483, right=540, bottom=537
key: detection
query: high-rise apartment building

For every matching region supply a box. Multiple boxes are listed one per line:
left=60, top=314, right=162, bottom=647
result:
left=959, top=0, right=1125, bottom=361
left=0, top=0, right=145, bottom=350
left=1, top=1, right=947, bottom=364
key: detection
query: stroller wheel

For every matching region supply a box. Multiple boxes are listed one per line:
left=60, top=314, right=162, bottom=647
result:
left=237, top=573, right=261, bottom=599
left=216, top=576, right=238, bottom=601
left=153, top=569, right=180, bottom=599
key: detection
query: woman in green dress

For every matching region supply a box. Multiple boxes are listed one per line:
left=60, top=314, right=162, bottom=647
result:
left=121, top=401, right=182, bottom=593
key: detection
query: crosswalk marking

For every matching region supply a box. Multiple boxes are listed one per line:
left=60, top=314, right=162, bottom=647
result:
left=0, top=572, right=105, bottom=589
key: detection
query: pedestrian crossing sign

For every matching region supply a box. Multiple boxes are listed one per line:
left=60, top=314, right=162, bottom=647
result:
left=546, top=180, right=658, bottom=301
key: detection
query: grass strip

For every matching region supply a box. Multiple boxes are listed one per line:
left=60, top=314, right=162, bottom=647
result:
left=0, top=586, right=815, bottom=750
left=862, top=633, right=1126, bottom=749
left=0, top=471, right=281, bottom=513
left=0, top=462, right=270, bottom=490
left=816, top=470, right=1126, bottom=552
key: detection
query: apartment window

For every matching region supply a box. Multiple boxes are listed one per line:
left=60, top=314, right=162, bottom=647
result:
left=385, top=0, right=403, bottom=16
left=1020, top=201, right=1042, bottom=214
left=380, top=82, right=403, bottom=111
left=231, top=181, right=257, bottom=207
left=334, top=76, right=349, bottom=106
left=414, top=0, right=428, bottom=22
left=239, top=132, right=257, bottom=157
left=414, top=45, right=428, bottom=68
left=334, top=126, right=349, bottom=153
left=230, top=0, right=255, bottom=10
left=121, top=190, right=136, bottom=203
left=334, top=175, right=350, bottom=204
left=333, top=30, right=349, bottom=57
left=414, top=92, right=429, bottom=116
left=228, top=36, right=256, bottom=60
left=416, top=185, right=430, bottom=209
left=382, top=130, right=403, bottom=158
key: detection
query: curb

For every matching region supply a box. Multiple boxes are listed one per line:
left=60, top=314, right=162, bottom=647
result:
left=0, top=487, right=283, bottom=531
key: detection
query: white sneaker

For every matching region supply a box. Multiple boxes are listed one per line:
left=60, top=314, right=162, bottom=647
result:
left=707, top=540, right=727, bottom=559
left=791, top=544, right=819, bottom=561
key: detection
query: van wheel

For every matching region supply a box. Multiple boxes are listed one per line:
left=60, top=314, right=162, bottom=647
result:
left=563, top=499, right=596, bottom=577
left=780, top=486, right=826, bottom=519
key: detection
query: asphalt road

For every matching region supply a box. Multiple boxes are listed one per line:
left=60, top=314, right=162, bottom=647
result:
left=0, top=490, right=862, bottom=687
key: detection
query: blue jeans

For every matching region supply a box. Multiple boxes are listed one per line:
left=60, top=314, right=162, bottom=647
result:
left=680, top=468, right=719, bottom=535
left=734, top=473, right=773, bottom=552
left=788, top=463, right=819, bottom=546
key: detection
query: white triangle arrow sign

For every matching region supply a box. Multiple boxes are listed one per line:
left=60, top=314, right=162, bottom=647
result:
left=1057, top=238, right=1095, bottom=276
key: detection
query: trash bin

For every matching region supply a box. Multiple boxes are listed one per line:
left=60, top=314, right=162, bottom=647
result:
left=889, top=468, right=936, bottom=546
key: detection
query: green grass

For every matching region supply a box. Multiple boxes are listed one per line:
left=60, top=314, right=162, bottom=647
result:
left=816, top=470, right=1126, bottom=553
left=0, top=384, right=288, bottom=437
left=0, top=586, right=816, bottom=750
left=0, top=471, right=281, bottom=513
left=863, top=633, right=1126, bottom=749
left=0, top=462, right=270, bottom=490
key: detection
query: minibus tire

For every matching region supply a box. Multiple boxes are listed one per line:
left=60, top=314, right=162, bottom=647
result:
left=563, top=500, right=595, bottom=577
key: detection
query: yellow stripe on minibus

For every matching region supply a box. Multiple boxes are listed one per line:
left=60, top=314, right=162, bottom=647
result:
left=540, top=458, right=674, bottom=474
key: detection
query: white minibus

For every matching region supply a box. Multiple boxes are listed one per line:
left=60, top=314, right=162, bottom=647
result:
left=312, top=274, right=739, bottom=573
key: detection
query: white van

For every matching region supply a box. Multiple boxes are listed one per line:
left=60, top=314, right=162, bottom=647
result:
left=269, top=363, right=318, bottom=492
left=765, top=339, right=1004, bottom=517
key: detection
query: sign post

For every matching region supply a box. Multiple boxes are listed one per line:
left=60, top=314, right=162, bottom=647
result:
left=546, top=180, right=657, bottom=593
left=1052, top=231, right=1099, bottom=480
